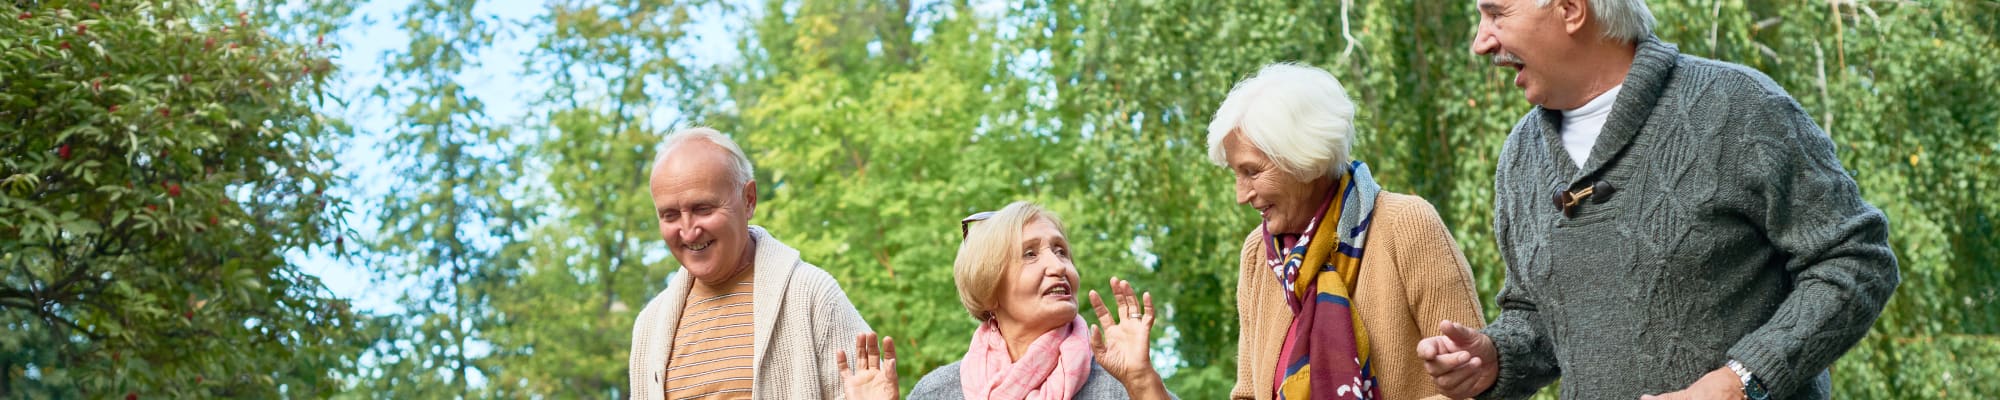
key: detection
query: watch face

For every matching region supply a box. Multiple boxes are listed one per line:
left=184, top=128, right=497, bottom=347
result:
left=1744, top=379, right=1771, bottom=400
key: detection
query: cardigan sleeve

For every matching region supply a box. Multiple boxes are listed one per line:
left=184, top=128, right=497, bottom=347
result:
left=1387, top=195, right=1488, bottom=340
left=808, top=265, right=875, bottom=400
left=1382, top=195, right=1488, bottom=400
left=1720, top=91, right=1899, bottom=398
left=1230, top=230, right=1266, bottom=400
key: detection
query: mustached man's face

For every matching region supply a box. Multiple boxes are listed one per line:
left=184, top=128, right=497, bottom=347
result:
left=1472, top=0, right=1592, bottom=109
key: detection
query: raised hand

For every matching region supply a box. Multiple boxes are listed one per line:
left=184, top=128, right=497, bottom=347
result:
left=836, top=332, right=899, bottom=400
left=1089, top=277, right=1168, bottom=399
left=1416, top=320, right=1500, bottom=399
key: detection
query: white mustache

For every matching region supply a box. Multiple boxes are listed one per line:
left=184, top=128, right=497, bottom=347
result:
left=1492, top=51, right=1524, bottom=67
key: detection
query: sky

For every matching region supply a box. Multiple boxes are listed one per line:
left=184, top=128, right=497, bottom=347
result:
left=294, top=0, right=743, bottom=316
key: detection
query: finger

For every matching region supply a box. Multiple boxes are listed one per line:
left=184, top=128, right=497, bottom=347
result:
left=837, top=350, right=853, bottom=377
left=881, top=336, right=899, bottom=380
left=1422, top=350, right=1468, bottom=375
left=1433, top=368, right=1471, bottom=394
left=852, top=334, right=868, bottom=369
left=1416, top=337, right=1443, bottom=360
left=863, top=332, right=879, bottom=370
left=1115, top=277, right=1136, bottom=323
left=1441, top=320, right=1482, bottom=345
left=1089, top=289, right=1115, bottom=327
left=1090, top=325, right=1107, bottom=355
left=1141, top=291, right=1155, bottom=326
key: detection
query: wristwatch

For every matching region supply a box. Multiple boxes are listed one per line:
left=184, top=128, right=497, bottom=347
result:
left=1726, top=359, right=1771, bottom=400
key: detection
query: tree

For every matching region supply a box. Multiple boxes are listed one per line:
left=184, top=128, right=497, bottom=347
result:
left=354, top=0, right=529, bottom=396
left=1, top=0, right=366, bottom=397
left=472, top=0, right=705, bottom=396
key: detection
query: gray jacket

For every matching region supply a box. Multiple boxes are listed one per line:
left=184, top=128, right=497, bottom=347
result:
left=1478, top=39, right=1899, bottom=400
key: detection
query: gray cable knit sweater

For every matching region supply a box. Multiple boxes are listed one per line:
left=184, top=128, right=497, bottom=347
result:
left=1476, top=39, right=1899, bottom=400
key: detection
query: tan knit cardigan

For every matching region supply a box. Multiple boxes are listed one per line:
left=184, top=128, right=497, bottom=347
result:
left=629, top=226, right=873, bottom=400
left=1230, top=193, right=1487, bottom=400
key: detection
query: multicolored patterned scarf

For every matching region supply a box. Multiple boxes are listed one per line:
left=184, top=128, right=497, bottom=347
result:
left=1270, top=161, right=1381, bottom=400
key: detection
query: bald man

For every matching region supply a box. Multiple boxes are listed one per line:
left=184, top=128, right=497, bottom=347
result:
left=628, top=127, right=873, bottom=400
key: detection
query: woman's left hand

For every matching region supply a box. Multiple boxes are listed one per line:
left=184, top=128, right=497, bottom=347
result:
left=835, top=333, right=900, bottom=400
left=1089, top=277, right=1162, bottom=390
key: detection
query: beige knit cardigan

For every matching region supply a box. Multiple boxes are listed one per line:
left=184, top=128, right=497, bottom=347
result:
left=629, top=225, right=873, bottom=400
left=1230, top=192, right=1487, bottom=400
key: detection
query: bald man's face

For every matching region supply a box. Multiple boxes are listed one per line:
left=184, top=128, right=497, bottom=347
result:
left=648, top=142, right=757, bottom=285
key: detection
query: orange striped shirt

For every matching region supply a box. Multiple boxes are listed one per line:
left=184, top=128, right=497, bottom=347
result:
left=664, top=269, right=756, bottom=400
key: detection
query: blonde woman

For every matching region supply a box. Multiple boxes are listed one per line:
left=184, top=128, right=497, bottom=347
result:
left=837, top=201, right=1177, bottom=400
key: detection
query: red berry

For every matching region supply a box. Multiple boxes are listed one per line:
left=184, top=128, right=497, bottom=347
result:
left=59, top=144, right=71, bottom=159
left=92, top=3, right=100, bottom=10
left=210, top=216, right=219, bottom=226
left=59, top=41, right=70, bottom=50
left=16, top=12, right=28, bottom=20
left=92, top=80, right=102, bottom=91
left=183, top=311, right=193, bottom=320
left=229, top=43, right=238, bottom=50
left=159, top=107, right=170, bottom=118
left=146, top=204, right=157, bottom=212
left=108, top=104, right=118, bottom=112
left=316, top=35, right=324, bottom=46
left=335, top=236, right=344, bottom=247
left=204, top=37, right=214, bottom=49
left=166, top=183, right=181, bottom=197
left=126, top=392, right=136, bottom=400
left=195, top=376, right=203, bottom=384
left=75, top=24, right=86, bottom=34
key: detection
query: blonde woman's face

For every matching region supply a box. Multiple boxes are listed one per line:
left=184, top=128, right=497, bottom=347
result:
left=992, top=218, right=1082, bottom=335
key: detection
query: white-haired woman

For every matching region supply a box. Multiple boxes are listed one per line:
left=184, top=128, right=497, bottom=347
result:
left=1208, top=63, right=1486, bottom=400
left=836, top=201, right=1177, bottom=400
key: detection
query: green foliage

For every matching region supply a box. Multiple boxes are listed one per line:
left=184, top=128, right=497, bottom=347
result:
left=680, top=0, right=2000, bottom=398
left=0, top=0, right=364, bottom=397
left=469, top=0, right=703, bottom=396
left=352, top=0, right=531, bottom=397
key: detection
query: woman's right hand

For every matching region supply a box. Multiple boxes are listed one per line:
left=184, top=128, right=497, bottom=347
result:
left=836, top=332, right=900, bottom=400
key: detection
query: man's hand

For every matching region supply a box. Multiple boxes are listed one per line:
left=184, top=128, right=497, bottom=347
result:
left=1416, top=320, right=1500, bottom=399
left=836, top=333, right=899, bottom=400
left=1640, top=367, right=1746, bottom=400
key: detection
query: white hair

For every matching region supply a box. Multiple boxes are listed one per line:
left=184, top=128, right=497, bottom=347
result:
left=1537, top=0, right=1655, bottom=43
left=1205, top=62, right=1357, bottom=181
left=656, top=127, right=754, bottom=186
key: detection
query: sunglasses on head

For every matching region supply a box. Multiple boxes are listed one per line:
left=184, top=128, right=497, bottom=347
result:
left=960, top=211, right=996, bottom=238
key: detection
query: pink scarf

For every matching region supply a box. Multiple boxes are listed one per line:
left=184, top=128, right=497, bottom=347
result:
left=960, top=315, right=1094, bottom=400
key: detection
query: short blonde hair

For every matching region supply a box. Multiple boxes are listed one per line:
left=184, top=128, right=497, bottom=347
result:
left=1205, top=63, right=1357, bottom=181
left=953, top=201, right=1068, bottom=321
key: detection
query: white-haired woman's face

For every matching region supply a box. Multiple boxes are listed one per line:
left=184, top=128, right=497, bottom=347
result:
left=1222, top=131, right=1332, bottom=235
left=991, top=218, right=1083, bottom=335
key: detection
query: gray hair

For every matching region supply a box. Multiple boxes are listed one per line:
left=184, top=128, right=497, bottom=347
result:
left=1538, top=0, right=1655, bottom=43
left=1206, top=62, right=1357, bottom=181
left=656, top=127, right=754, bottom=187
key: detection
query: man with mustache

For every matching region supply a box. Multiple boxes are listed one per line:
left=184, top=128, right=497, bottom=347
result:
left=1415, top=1, right=1899, bottom=399
left=630, top=127, right=873, bottom=399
